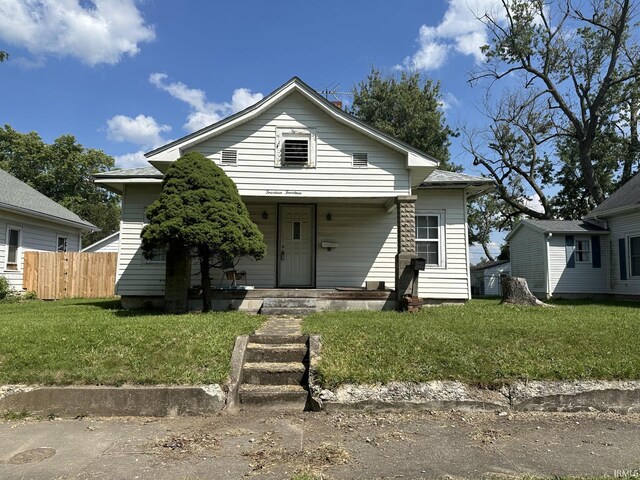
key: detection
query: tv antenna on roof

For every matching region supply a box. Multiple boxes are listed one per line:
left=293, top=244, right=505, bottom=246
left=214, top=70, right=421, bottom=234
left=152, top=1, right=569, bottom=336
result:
left=318, top=82, right=354, bottom=101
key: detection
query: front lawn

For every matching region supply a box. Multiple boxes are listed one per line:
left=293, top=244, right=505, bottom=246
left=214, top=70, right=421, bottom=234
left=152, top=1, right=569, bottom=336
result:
left=303, top=300, right=640, bottom=389
left=0, top=299, right=263, bottom=385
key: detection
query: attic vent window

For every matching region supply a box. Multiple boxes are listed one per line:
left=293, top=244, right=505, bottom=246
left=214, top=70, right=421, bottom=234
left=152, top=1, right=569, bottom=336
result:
left=283, top=139, right=309, bottom=164
left=352, top=152, right=368, bottom=167
left=276, top=128, right=316, bottom=168
left=221, top=149, right=237, bottom=166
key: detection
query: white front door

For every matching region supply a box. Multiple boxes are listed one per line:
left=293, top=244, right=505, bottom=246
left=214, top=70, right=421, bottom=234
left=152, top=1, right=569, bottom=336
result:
left=278, top=204, right=315, bottom=287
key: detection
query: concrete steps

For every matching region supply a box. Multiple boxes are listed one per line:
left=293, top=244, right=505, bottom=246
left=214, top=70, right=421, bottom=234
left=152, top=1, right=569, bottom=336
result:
left=260, top=297, right=316, bottom=316
left=238, top=330, right=310, bottom=410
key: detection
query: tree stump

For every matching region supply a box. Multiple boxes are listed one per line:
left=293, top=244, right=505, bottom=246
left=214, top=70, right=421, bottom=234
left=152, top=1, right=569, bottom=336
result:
left=501, top=276, right=551, bottom=307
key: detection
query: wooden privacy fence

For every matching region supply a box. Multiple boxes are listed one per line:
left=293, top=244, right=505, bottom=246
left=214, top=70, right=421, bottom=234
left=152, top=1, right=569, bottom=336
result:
left=23, top=252, right=117, bottom=299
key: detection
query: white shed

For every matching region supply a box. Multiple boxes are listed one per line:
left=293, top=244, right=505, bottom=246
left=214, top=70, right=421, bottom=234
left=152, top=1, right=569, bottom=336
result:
left=471, top=260, right=510, bottom=297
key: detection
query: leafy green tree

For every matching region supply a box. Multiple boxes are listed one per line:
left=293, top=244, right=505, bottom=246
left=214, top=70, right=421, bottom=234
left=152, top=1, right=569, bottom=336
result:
left=350, top=68, right=459, bottom=170
left=141, top=152, right=266, bottom=313
left=0, top=125, right=119, bottom=245
left=473, top=0, right=640, bottom=206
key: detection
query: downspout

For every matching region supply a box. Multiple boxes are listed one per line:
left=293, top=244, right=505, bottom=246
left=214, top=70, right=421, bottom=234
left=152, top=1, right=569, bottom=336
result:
left=463, top=190, right=472, bottom=300
left=544, top=232, right=552, bottom=299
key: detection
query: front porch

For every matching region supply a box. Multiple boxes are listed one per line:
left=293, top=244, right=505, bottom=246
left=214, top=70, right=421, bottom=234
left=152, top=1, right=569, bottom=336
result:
left=199, top=287, right=397, bottom=313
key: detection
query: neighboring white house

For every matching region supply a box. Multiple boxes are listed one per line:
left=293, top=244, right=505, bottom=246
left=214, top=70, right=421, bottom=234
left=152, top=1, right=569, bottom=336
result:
left=95, top=77, right=494, bottom=311
left=0, top=168, right=96, bottom=291
left=507, top=172, right=640, bottom=300
left=82, top=231, right=119, bottom=253
left=584, top=172, right=640, bottom=298
left=470, top=260, right=510, bottom=297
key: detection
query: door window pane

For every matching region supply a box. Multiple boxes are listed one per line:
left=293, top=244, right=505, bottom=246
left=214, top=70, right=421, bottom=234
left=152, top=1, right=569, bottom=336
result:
left=292, top=221, right=301, bottom=240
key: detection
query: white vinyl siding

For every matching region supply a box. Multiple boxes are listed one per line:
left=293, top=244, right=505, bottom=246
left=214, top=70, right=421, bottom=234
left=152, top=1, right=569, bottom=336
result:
left=608, top=210, right=640, bottom=295
left=186, top=91, right=411, bottom=198
left=116, top=184, right=165, bottom=296
left=415, top=190, right=470, bottom=300
left=547, top=235, right=607, bottom=295
left=0, top=211, right=82, bottom=291
left=315, top=203, right=396, bottom=289
left=82, top=232, right=119, bottom=253
left=509, top=226, right=546, bottom=295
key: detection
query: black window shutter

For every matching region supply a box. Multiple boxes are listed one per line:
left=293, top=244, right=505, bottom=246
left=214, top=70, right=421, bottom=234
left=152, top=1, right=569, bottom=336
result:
left=619, top=238, right=627, bottom=280
left=591, top=236, right=601, bottom=268
left=565, top=235, right=575, bottom=268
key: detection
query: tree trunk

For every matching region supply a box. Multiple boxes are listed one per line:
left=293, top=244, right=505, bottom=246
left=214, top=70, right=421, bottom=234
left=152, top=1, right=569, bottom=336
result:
left=578, top=142, right=605, bottom=205
left=482, top=242, right=496, bottom=262
left=199, top=248, right=212, bottom=313
left=164, top=244, right=191, bottom=314
left=500, top=276, right=550, bottom=307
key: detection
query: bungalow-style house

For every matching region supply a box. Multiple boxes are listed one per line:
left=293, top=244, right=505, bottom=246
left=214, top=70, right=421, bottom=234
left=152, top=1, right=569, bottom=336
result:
left=507, top=172, right=640, bottom=299
left=95, top=77, right=494, bottom=311
left=507, top=220, right=609, bottom=298
left=82, top=230, right=119, bottom=253
left=0, top=168, right=96, bottom=291
left=470, top=259, right=510, bottom=297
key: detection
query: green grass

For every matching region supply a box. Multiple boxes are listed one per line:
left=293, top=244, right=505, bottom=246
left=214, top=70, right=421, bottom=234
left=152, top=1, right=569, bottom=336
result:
left=303, top=299, right=640, bottom=389
left=0, top=298, right=263, bottom=385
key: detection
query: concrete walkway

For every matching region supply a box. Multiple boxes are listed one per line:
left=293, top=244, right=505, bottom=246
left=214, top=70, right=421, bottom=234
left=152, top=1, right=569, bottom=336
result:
left=254, top=315, right=303, bottom=337
left=1, top=410, right=640, bottom=479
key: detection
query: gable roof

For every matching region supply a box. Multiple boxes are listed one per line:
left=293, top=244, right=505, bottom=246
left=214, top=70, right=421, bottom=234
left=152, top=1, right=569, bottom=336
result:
left=0, top=168, right=96, bottom=230
left=586, top=172, right=640, bottom=219
left=506, top=218, right=608, bottom=241
left=144, top=77, right=439, bottom=186
left=81, top=230, right=119, bottom=252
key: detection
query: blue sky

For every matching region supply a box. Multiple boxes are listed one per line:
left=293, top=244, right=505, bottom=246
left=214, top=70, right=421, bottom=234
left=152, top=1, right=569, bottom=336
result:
left=0, top=0, right=513, bottom=262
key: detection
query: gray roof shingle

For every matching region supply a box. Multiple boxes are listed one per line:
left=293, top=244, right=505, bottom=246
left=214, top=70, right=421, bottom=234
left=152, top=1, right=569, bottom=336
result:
left=419, top=169, right=495, bottom=186
left=587, top=172, right=640, bottom=218
left=0, top=168, right=96, bottom=230
left=94, top=166, right=162, bottom=178
left=521, top=219, right=608, bottom=233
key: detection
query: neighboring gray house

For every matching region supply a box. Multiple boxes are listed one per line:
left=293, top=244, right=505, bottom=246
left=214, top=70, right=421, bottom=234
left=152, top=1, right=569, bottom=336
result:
left=507, top=172, right=640, bottom=299
left=470, top=260, right=510, bottom=297
left=82, top=230, right=119, bottom=253
left=0, top=168, right=96, bottom=291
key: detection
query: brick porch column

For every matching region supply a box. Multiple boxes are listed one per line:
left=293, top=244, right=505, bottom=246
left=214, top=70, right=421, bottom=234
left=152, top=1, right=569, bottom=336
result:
left=395, top=195, right=417, bottom=305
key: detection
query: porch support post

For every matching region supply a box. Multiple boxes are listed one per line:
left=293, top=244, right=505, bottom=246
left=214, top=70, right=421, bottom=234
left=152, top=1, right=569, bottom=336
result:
left=395, top=195, right=417, bottom=307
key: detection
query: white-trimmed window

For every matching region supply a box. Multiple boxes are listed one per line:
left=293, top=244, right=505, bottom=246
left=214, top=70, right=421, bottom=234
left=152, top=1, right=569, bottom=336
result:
left=352, top=152, right=368, bottom=167
left=57, top=235, right=68, bottom=253
left=276, top=128, right=316, bottom=167
left=630, top=235, right=640, bottom=277
left=5, top=226, right=21, bottom=271
left=145, top=247, right=167, bottom=264
left=575, top=238, right=591, bottom=263
left=415, top=213, right=444, bottom=267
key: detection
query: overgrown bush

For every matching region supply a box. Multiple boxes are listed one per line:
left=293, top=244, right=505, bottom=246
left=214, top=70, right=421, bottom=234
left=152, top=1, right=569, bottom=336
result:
left=0, top=276, right=11, bottom=300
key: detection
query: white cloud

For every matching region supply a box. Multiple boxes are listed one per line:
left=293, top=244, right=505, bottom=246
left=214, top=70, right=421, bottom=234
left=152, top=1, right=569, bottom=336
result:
left=0, top=0, right=154, bottom=66
left=440, top=91, right=461, bottom=111
left=402, top=0, right=505, bottom=71
left=149, top=73, right=264, bottom=132
left=106, top=114, right=171, bottom=148
left=113, top=150, right=148, bottom=169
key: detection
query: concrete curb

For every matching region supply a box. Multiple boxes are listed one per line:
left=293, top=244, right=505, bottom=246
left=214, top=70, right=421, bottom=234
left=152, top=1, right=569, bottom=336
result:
left=310, top=380, right=640, bottom=413
left=225, top=335, right=249, bottom=412
left=0, top=385, right=225, bottom=417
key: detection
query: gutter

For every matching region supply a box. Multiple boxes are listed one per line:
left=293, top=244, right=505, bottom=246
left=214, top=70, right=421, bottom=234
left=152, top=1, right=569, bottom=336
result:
left=0, top=203, right=97, bottom=232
